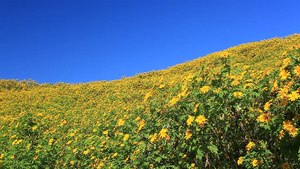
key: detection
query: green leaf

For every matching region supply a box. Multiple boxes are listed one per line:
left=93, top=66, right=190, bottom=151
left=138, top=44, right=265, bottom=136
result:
left=155, top=157, right=162, bottom=163
left=161, top=154, right=167, bottom=159
left=196, top=149, right=204, bottom=160
left=298, top=148, right=300, bottom=160
left=180, top=114, right=188, bottom=121
left=264, top=124, right=271, bottom=130
left=225, top=124, right=230, bottom=132
left=207, top=145, right=218, bottom=154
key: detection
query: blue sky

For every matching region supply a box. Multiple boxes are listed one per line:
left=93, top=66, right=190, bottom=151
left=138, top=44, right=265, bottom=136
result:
left=1, top=0, right=300, bottom=84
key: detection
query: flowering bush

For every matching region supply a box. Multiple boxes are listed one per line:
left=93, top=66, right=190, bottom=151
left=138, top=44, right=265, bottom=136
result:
left=1, top=35, right=300, bottom=168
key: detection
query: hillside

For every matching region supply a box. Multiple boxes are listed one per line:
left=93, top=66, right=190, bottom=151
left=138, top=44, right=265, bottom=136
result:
left=1, top=34, right=300, bottom=168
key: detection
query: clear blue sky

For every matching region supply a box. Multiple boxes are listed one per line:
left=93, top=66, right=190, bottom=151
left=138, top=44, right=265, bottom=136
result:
left=1, top=0, right=299, bottom=84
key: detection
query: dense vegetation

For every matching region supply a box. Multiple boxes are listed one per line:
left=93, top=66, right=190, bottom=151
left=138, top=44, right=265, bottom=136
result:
left=1, top=34, right=300, bottom=168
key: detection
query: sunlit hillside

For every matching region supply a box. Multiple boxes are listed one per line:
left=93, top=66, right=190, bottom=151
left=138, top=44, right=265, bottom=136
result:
left=1, top=34, right=300, bottom=168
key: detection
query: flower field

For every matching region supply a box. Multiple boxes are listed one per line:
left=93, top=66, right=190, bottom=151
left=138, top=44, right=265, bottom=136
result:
left=1, top=34, right=300, bottom=168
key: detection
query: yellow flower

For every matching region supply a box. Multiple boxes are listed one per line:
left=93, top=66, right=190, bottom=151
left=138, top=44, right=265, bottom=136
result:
left=283, top=121, right=295, bottom=132
left=288, top=91, right=300, bottom=101
left=262, top=87, right=268, bottom=92
left=98, top=161, right=104, bottom=168
left=287, top=80, right=293, bottom=87
left=159, top=84, right=165, bottom=89
left=220, top=52, right=229, bottom=59
left=185, top=129, right=192, bottom=140
left=111, top=152, right=118, bottom=158
left=288, top=127, right=298, bottom=137
left=83, top=149, right=90, bottom=155
left=124, top=157, right=129, bottom=163
left=138, top=120, right=145, bottom=131
left=276, top=60, right=282, bottom=67
left=135, top=116, right=141, bottom=122
left=237, top=157, right=243, bottom=165
left=290, top=45, right=297, bottom=50
left=282, top=163, right=291, bottom=169
left=194, top=103, right=200, bottom=112
left=159, top=129, right=168, bottom=137
left=256, top=112, right=271, bottom=123
left=271, top=82, right=278, bottom=92
left=12, top=140, right=18, bottom=146
left=48, top=138, right=54, bottom=145
left=252, top=159, right=259, bottom=167
left=144, top=92, right=152, bottom=102
left=186, top=115, right=195, bottom=126
left=231, top=80, right=240, bottom=86
left=278, top=87, right=289, bottom=99
left=70, top=160, right=75, bottom=165
left=103, top=130, right=108, bottom=135
left=200, top=86, right=211, bottom=93
left=73, top=148, right=78, bottom=153
left=279, top=130, right=284, bottom=140
left=69, top=133, right=75, bottom=137
left=159, top=129, right=169, bottom=140
left=93, top=129, right=97, bottom=132
left=279, top=70, right=291, bottom=80
left=117, top=119, right=125, bottom=126
left=66, top=141, right=72, bottom=145
left=32, top=126, right=38, bottom=130
left=281, top=51, right=288, bottom=57
left=283, top=58, right=291, bottom=66
left=246, top=141, right=255, bottom=151
left=244, top=83, right=254, bottom=89
left=293, top=65, right=300, bottom=76
left=195, top=115, right=207, bottom=127
left=191, top=163, right=195, bottom=167
left=233, top=92, right=244, bottom=98
left=0, top=154, right=4, bottom=159
left=149, top=133, right=157, bottom=143
left=10, top=155, right=14, bottom=159
left=264, top=101, right=272, bottom=111
left=12, top=139, right=22, bottom=146
left=117, top=132, right=123, bottom=136
left=169, top=97, right=180, bottom=106
left=123, top=134, right=129, bottom=141
left=213, top=87, right=222, bottom=93
left=33, top=156, right=38, bottom=160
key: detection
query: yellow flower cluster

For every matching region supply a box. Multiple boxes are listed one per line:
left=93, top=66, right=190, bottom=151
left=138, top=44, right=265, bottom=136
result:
left=12, top=139, right=23, bottom=145
left=137, top=119, right=145, bottom=131
left=256, top=112, right=271, bottom=123
left=283, top=121, right=298, bottom=137
left=200, top=86, right=211, bottom=93
left=185, top=129, right=192, bottom=140
left=233, top=92, right=244, bottom=98
left=159, top=129, right=170, bottom=140
left=195, top=115, right=207, bottom=127
left=245, top=141, right=255, bottom=151
left=186, top=115, right=194, bottom=126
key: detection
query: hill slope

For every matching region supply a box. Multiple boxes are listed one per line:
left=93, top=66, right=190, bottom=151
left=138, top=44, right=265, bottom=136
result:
left=1, top=34, right=300, bottom=168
